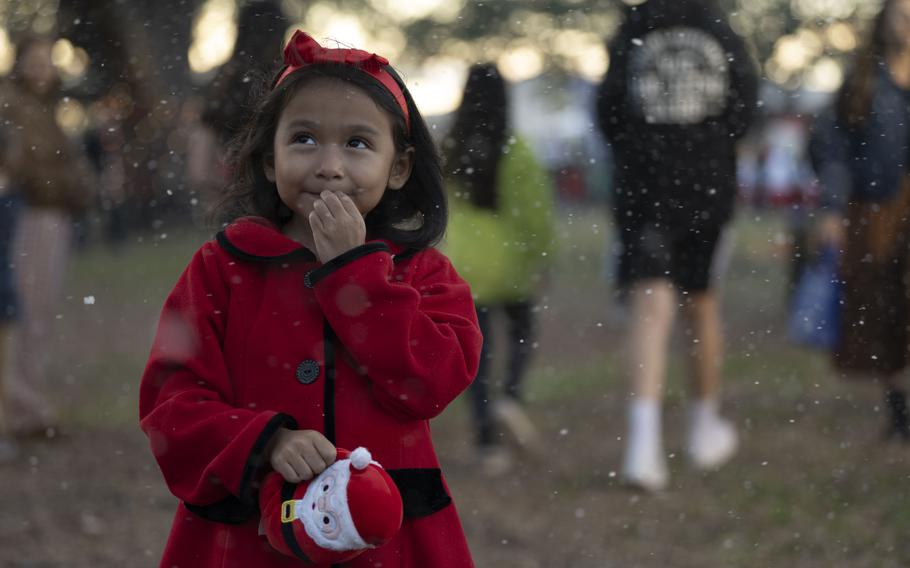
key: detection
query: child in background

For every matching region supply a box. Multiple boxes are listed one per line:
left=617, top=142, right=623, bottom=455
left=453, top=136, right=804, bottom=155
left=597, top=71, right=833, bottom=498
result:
left=443, top=63, right=556, bottom=475
left=140, top=31, right=482, bottom=567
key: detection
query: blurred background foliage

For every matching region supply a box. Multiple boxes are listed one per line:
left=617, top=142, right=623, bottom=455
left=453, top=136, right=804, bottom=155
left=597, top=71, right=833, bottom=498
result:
left=0, top=0, right=885, bottom=233
left=0, top=0, right=886, bottom=103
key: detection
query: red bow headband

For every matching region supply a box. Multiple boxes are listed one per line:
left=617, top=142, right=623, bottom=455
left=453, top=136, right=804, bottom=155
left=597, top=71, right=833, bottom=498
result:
left=275, top=31, right=410, bottom=130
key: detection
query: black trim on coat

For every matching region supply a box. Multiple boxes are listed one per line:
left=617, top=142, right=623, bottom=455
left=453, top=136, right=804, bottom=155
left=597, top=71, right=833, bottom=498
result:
left=216, top=230, right=317, bottom=263
left=238, top=413, right=298, bottom=506
left=184, top=413, right=297, bottom=524
left=323, top=321, right=337, bottom=445
left=387, top=468, right=452, bottom=518
left=322, top=321, right=340, bottom=568
left=184, top=495, right=257, bottom=525
left=305, top=242, right=390, bottom=287
left=281, top=481, right=314, bottom=563
left=393, top=247, right=420, bottom=263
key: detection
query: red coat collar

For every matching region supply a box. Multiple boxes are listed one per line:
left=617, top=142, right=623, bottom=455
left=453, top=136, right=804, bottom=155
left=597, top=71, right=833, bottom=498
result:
left=217, top=216, right=407, bottom=263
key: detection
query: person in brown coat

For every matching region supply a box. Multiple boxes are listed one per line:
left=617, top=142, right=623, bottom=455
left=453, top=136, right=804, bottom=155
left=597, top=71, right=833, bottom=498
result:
left=810, top=0, right=910, bottom=440
left=0, top=35, right=94, bottom=438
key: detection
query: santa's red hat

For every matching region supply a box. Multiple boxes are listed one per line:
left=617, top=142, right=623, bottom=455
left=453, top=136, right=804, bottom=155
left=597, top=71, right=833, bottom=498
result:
left=259, top=447, right=403, bottom=564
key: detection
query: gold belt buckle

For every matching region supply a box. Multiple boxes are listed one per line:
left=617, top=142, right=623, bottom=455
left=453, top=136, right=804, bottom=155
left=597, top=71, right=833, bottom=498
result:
left=280, top=500, right=297, bottom=523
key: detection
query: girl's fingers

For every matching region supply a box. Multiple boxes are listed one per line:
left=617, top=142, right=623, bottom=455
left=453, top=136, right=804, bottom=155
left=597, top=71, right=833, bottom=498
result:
left=289, top=454, right=314, bottom=481
left=339, top=193, right=362, bottom=219
left=312, top=197, right=333, bottom=220
left=313, top=436, right=337, bottom=464
left=308, top=210, right=324, bottom=233
left=277, top=462, right=301, bottom=484
left=301, top=445, right=328, bottom=475
left=320, top=191, right=347, bottom=218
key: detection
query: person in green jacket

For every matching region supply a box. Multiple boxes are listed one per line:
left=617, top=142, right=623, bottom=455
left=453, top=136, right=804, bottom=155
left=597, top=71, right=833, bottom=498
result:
left=443, top=63, right=556, bottom=475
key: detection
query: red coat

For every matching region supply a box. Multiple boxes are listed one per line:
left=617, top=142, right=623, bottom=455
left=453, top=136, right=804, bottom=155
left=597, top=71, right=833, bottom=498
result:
left=139, top=217, right=481, bottom=567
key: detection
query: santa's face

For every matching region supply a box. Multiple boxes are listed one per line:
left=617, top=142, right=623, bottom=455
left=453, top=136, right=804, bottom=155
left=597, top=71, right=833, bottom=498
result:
left=295, top=459, right=368, bottom=552
left=304, top=468, right=343, bottom=541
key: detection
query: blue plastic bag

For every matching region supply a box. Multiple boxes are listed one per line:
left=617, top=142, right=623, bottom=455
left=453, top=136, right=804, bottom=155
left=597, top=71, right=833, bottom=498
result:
left=787, top=246, right=842, bottom=350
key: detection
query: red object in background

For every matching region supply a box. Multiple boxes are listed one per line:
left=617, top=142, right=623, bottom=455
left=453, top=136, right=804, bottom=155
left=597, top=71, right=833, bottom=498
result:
left=554, top=165, right=586, bottom=202
left=741, top=114, right=819, bottom=209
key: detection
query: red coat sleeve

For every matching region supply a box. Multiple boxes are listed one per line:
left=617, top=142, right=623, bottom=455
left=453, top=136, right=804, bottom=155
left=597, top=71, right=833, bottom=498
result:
left=311, top=244, right=481, bottom=419
left=139, top=243, right=294, bottom=519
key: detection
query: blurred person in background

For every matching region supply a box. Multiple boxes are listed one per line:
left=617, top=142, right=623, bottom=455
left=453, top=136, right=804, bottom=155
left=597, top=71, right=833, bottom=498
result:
left=596, top=0, right=758, bottom=491
left=809, top=0, right=910, bottom=441
left=82, top=91, right=130, bottom=247
left=188, top=0, right=287, bottom=203
left=444, top=63, right=556, bottom=476
left=0, top=124, right=21, bottom=462
left=0, top=35, right=94, bottom=439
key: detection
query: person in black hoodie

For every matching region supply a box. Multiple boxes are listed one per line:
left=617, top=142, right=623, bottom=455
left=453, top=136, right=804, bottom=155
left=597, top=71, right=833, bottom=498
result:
left=596, top=0, right=758, bottom=491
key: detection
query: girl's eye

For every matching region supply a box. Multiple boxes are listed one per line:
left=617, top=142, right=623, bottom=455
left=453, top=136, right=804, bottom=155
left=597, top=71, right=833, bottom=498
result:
left=347, top=138, right=369, bottom=149
left=292, top=133, right=315, bottom=145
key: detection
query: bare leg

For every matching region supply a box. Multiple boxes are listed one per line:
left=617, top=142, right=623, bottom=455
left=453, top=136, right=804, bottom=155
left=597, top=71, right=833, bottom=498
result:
left=627, top=279, right=677, bottom=401
left=5, top=208, right=68, bottom=434
left=621, top=278, right=676, bottom=491
left=683, top=289, right=737, bottom=469
left=684, top=291, right=722, bottom=399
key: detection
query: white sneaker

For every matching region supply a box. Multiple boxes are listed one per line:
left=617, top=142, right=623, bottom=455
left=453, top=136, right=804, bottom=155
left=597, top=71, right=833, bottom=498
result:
left=492, top=398, right=543, bottom=458
left=688, top=414, right=738, bottom=471
left=622, top=440, right=668, bottom=492
left=621, top=400, right=668, bottom=492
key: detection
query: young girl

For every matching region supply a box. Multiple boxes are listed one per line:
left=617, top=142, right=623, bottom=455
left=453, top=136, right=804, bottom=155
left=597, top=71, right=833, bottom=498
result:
left=140, top=31, right=482, bottom=567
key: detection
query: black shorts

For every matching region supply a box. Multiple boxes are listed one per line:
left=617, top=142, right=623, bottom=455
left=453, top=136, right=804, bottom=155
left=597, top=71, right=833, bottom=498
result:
left=616, top=222, right=726, bottom=293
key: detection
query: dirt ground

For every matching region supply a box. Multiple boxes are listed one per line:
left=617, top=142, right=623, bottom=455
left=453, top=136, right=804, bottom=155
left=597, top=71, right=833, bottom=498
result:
left=1, top=208, right=909, bottom=567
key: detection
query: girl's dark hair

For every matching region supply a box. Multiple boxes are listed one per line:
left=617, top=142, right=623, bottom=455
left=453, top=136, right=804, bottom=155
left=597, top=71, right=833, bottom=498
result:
left=213, top=61, right=446, bottom=250
left=836, top=0, right=902, bottom=126
left=442, top=63, right=508, bottom=211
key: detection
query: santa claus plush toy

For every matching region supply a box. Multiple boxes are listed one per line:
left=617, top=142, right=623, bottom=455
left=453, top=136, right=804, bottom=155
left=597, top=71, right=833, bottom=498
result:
left=259, top=447, right=403, bottom=564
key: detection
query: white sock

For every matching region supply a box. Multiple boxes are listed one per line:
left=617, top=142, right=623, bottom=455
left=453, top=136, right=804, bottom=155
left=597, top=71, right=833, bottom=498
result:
left=629, top=398, right=661, bottom=445
left=623, top=398, right=668, bottom=488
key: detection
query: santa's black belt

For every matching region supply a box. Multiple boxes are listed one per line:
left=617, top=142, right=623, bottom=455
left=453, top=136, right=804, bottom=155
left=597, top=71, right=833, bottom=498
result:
left=184, top=467, right=450, bottom=524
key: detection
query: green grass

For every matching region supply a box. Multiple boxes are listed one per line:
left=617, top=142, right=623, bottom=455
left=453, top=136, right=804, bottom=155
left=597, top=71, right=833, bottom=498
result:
left=53, top=229, right=210, bottom=429
left=67, top=229, right=207, bottom=305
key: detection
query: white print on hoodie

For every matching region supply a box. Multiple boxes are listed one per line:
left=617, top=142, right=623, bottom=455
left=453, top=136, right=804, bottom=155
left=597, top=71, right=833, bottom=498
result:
left=629, top=26, right=729, bottom=125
